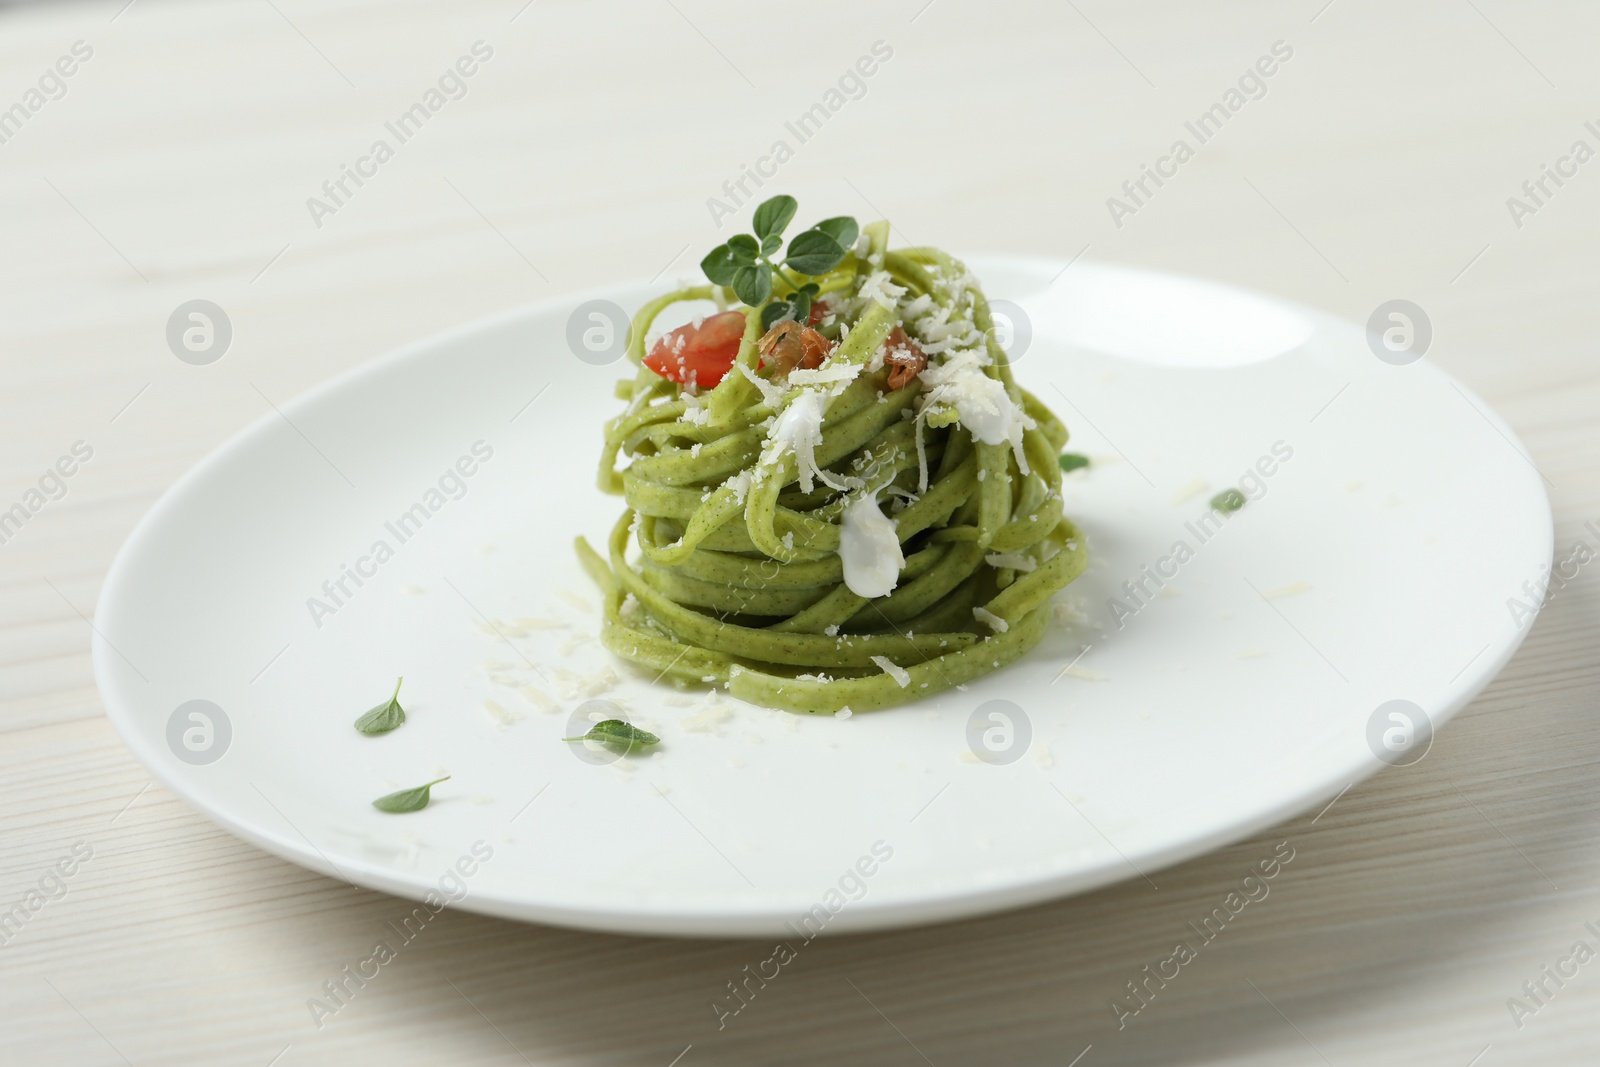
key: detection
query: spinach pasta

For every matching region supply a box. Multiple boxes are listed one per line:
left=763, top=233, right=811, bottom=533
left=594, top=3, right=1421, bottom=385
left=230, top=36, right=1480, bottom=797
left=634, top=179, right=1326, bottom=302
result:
left=575, top=198, right=1087, bottom=713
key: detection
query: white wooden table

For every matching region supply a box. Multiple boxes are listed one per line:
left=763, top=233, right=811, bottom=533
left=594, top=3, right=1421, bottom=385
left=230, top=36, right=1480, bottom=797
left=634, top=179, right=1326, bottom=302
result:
left=3, top=0, right=1597, bottom=1063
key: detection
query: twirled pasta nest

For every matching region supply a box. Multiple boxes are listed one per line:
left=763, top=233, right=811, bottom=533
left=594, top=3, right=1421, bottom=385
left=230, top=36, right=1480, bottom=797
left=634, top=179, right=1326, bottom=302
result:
left=577, top=217, right=1086, bottom=713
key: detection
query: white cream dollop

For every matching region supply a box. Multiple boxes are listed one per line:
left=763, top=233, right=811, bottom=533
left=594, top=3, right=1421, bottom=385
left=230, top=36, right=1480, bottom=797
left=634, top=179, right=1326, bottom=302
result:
left=839, top=488, right=903, bottom=598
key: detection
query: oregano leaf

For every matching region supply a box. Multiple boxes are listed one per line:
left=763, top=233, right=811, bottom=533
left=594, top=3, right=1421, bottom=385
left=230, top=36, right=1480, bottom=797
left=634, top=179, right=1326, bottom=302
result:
left=1210, top=488, right=1247, bottom=513
left=784, top=230, right=847, bottom=275
left=760, top=301, right=792, bottom=332
left=563, top=719, right=660, bottom=752
left=731, top=263, right=772, bottom=307
left=811, top=216, right=860, bottom=252
left=372, top=776, right=449, bottom=814
left=701, top=244, right=739, bottom=285
left=751, top=195, right=798, bottom=241
left=354, top=677, right=406, bottom=735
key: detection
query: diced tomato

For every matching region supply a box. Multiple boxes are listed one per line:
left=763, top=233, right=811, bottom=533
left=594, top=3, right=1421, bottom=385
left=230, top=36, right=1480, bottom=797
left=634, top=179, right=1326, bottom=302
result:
left=799, top=327, right=832, bottom=369
left=643, top=310, right=747, bottom=388
left=758, top=322, right=836, bottom=375
left=883, top=325, right=927, bottom=390
left=808, top=300, right=827, bottom=325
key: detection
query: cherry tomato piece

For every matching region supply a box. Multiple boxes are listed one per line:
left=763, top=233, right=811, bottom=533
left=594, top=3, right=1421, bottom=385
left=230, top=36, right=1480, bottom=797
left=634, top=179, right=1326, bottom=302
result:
left=642, top=310, right=748, bottom=388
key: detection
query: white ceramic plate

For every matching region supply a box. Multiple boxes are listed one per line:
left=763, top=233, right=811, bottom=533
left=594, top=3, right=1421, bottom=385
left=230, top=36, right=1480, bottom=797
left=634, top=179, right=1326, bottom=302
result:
left=94, top=258, right=1551, bottom=938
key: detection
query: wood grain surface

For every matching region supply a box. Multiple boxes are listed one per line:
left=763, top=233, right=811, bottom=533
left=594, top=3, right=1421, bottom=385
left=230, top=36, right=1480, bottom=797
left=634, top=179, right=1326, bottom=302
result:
left=2, top=0, right=1597, bottom=1063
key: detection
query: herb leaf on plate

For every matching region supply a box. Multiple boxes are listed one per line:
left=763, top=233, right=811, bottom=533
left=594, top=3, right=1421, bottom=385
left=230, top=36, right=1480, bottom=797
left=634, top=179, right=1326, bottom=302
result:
left=1058, top=452, right=1090, bottom=473
left=563, top=719, right=660, bottom=753
left=1210, top=488, right=1247, bottom=513
left=354, top=677, right=407, bottom=735
left=372, top=776, right=449, bottom=814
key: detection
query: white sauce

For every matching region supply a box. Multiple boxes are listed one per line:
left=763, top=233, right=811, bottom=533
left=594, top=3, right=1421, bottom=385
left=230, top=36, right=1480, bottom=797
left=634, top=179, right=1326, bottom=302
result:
left=839, top=488, right=903, bottom=598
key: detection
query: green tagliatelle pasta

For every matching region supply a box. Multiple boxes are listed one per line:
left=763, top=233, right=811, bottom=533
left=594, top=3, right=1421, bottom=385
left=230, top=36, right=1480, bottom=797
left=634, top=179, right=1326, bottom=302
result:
left=575, top=217, right=1087, bottom=713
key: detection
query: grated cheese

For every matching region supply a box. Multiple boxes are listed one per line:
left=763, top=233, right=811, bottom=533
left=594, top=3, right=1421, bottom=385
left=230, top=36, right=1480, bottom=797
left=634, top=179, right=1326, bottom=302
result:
left=972, top=606, right=1009, bottom=633
left=518, top=685, right=560, bottom=713
left=869, top=655, right=911, bottom=688
left=483, top=698, right=523, bottom=728
left=859, top=270, right=908, bottom=310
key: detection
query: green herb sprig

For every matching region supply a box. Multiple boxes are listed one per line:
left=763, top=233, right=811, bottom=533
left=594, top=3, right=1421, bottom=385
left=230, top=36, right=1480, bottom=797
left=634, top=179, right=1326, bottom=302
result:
left=563, top=719, right=660, bottom=754
left=354, top=677, right=407, bottom=735
left=702, top=194, right=859, bottom=312
left=762, top=282, right=820, bottom=333
left=372, top=776, right=449, bottom=814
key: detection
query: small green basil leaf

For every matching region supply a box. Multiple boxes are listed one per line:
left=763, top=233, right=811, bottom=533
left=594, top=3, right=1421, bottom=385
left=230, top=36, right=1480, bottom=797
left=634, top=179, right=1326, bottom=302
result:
left=760, top=232, right=783, bottom=257
left=1058, top=452, right=1090, bottom=473
left=760, top=301, right=792, bottom=332
left=563, top=719, right=660, bottom=750
left=811, top=216, right=860, bottom=252
left=727, top=233, right=760, bottom=263
left=701, top=244, right=739, bottom=285
left=372, top=776, right=449, bottom=814
left=751, top=195, right=798, bottom=241
left=784, top=230, right=847, bottom=275
left=790, top=291, right=812, bottom=326
left=731, top=263, right=772, bottom=307
left=354, top=677, right=406, bottom=735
